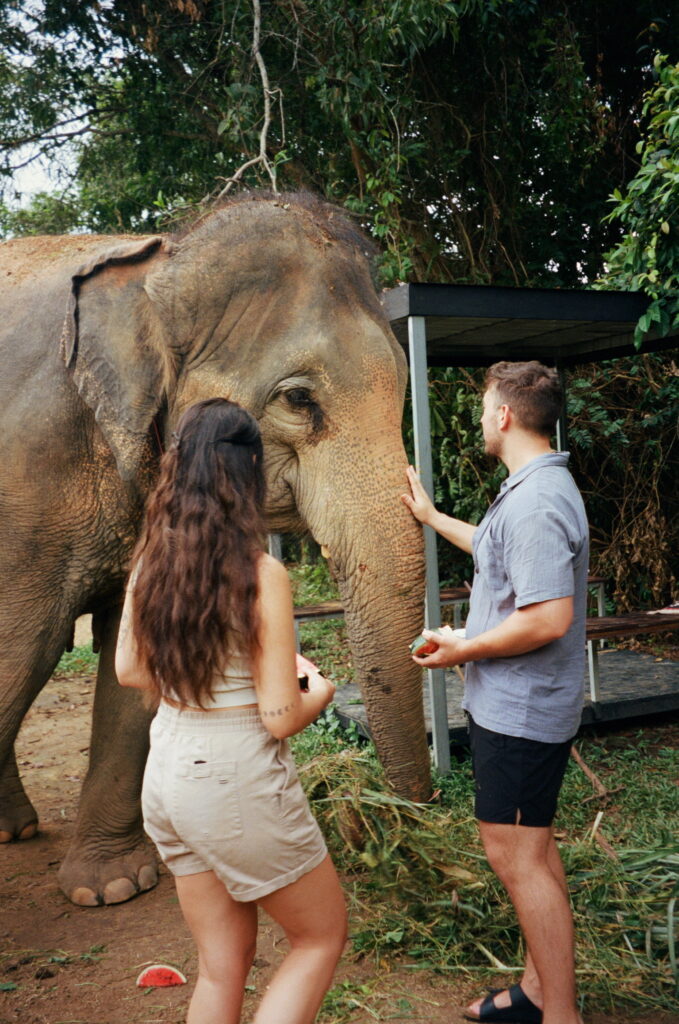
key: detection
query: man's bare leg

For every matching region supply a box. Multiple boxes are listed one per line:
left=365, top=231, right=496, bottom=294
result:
left=466, top=834, right=567, bottom=1015
left=465, top=824, right=582, bottom=1024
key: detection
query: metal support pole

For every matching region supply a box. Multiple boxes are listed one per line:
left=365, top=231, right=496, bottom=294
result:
left=268, top=534, right=283, bottom=561
left=556, top=365, right=568, bottom=452
left=587, top=641, right=601, bottom=703
left=408, top=315, right=451, bottom=774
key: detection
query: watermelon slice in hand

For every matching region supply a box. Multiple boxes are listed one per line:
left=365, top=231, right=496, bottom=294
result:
left=136, top=964, right=187, bottom=987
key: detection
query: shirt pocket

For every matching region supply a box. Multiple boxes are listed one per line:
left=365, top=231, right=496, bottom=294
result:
left=479, top=537, right=508, bottom=592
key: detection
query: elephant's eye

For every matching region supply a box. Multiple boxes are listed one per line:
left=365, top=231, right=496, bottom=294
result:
left=282, top=387, right=324, bottom=434
left=285, top=388, right=314, bottom=409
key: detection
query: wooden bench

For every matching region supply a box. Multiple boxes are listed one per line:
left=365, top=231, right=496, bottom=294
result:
left=293, top=577, right=607, bottom=633
left=292, top=585, right=476, bottom=646
left=586, top=610, right=679, bottom=702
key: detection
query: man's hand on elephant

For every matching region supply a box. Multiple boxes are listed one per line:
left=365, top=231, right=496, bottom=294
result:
left=411, top=625, right=469, bottom=668
left=402, top=467, right=477, bottom=554
left=401, top=465, right=437, bottom=526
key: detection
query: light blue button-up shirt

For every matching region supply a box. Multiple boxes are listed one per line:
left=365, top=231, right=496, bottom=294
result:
left=462, top=451, right=589, bottom=743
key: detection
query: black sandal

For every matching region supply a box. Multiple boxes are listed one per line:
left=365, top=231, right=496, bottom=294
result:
left=463, top=984, right=543, bottom=1023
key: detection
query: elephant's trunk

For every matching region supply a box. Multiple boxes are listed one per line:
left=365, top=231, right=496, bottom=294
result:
left=298, top=392, right=431, bottom=801
left=335, top=537, right=430, bottom=802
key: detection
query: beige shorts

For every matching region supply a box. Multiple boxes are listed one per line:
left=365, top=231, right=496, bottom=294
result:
left=142, top=702, right=327, bottom=902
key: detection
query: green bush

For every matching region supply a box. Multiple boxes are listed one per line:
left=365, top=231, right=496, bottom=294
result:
left=600, top=54, right=679, bottom=345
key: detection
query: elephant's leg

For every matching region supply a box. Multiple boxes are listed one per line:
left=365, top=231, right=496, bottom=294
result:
left=0, top=610, right=69, bottom=842
left=0, top=748, right=38, bottom=842
left=57, top=604, right=159, bottom=906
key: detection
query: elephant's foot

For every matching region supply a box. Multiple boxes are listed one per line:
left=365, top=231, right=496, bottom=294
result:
left=0, top=820, right=38, bottom=842
left=0, top=802, right=39, bottom=843
left=0, top=753, right=40, bottom=841
left=57, top=837, right=159, bottom=906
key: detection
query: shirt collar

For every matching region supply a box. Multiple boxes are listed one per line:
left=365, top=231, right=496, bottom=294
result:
left=500, top=451, right=570, bottom=494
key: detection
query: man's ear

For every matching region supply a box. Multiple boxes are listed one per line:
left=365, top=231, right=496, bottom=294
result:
left=61, top=237, right=172, bottom=480
left=497, top=403, right=511, bottom=430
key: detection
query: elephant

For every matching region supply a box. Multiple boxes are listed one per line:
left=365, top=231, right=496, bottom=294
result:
left=0, top=191, right=428, bottom=907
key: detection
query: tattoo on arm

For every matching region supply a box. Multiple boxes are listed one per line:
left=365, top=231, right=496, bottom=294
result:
left=118, top=604, right=132, bottom=645
left=261, top=704, right=295, bottom=718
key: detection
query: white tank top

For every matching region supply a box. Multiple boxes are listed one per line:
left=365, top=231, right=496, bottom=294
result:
left=167, top=651, right=258, bottom=709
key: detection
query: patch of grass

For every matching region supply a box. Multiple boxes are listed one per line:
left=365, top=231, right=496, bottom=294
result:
left=288, top=561, right=354, bottom=685
left=295, top=720, right=679, bottom=1014
left=298, top=620, right=355, bottom=685
left=291, top=707, right=363, bottom=763
left=319, top=978, right=380, bottom=1022
left=559, top=733, right=679, bottom=844
left=289, top=560, right=339, bottom=605
left=52, top=644, right=99, bottom=678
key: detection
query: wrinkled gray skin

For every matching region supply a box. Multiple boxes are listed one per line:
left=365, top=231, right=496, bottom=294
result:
left=0, top=194, right=427, bottom=906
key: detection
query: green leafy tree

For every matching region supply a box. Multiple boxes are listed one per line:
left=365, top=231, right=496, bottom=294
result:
left=2, top=1, right=677, bottom=286
left=566, top=353, right=679, bottom=608
left=600, top=54, right=679, bottom=344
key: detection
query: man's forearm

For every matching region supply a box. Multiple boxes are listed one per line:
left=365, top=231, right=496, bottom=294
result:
left=413, top=597, right=574, bottom=669
left=428, top=510, right=477, bottom=554
left=464, top=599, right=574, bottom=661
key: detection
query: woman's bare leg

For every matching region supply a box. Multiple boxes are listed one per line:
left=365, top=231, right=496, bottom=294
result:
left=175, top=870, right=258, bottom=1024
left=254, top=855, right=347, bottom=1024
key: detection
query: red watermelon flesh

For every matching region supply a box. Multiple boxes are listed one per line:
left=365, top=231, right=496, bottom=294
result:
left=136, top=964, right=187, bottom=987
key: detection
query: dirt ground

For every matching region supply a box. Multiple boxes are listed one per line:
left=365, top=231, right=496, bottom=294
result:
left=2, top=631, right=678, bottom=1024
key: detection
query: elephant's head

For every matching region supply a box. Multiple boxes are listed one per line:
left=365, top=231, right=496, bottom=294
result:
left=63, top=194, right=430, bottom=800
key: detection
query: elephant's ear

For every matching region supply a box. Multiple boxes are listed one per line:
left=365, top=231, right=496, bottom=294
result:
left=61, top=236, right=169, bottom=481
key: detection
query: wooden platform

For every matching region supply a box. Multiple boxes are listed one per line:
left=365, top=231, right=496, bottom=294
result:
left=333, top=647, right=679, bottom=746
left=586, top=610, right=679, bottom=640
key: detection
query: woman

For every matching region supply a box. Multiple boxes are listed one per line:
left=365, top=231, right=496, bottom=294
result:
left=115, top=398, right=346, bottom=1024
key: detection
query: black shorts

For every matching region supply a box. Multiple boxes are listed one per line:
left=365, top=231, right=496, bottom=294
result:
left=468, top=715, right=573, bottom=828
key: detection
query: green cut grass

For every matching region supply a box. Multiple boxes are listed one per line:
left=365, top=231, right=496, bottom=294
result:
left=295, top=714, right=679, bottom=1015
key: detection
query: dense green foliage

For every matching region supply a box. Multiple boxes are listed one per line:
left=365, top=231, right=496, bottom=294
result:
left=599, top=54, right=679, bottom=345
left=1, top=1, right=677, bottom=286
left=566, top=354, right=679, bottom=608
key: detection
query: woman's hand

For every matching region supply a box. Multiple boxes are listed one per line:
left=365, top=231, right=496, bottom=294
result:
left=297, top=653, right=335, bottom=706
left=115, top=572, right=155, bottom=689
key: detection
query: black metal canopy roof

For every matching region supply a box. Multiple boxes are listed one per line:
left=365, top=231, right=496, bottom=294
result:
left=383, top=282, right=679, bottom=367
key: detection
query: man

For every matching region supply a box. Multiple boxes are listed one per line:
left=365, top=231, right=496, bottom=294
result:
left=402, top=361, right=588, bottom=1024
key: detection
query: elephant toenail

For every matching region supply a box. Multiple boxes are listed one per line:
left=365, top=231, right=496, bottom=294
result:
left=138, top=865, right=158, bottom=891
left=103, top=878, right=138, bottom=904
left=70, top=887, right=102, bottom=907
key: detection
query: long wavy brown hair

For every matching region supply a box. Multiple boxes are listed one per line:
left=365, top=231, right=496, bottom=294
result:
left=130, top=398, right=267, bottom=708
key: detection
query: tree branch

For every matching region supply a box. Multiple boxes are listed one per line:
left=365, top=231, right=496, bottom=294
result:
left=213, top=0, right=282, bottom=199
left=1, top=110, right=103, bottom=153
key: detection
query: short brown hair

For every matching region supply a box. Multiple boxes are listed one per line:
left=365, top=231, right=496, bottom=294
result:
left=484, top=361, right=562, bottom=437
